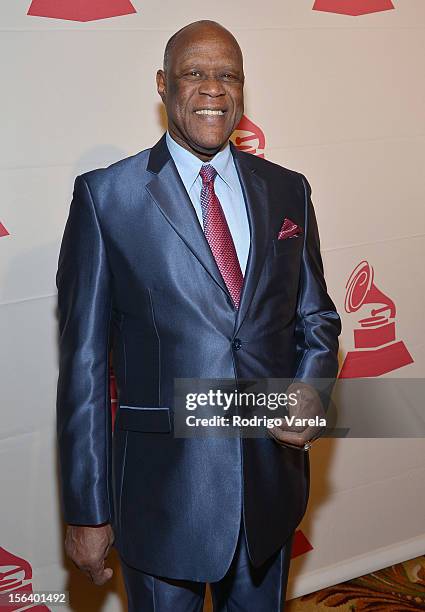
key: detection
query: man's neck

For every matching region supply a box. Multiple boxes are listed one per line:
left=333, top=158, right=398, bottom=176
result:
left=166, top=130, right=229, bottom=162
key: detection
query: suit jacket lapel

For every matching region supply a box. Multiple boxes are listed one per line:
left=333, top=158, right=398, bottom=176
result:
left=145, top=135, right=270, bottom=323
left=145, top=134, right=230, bottom=299
left=231, top=142, right=270, bottom=333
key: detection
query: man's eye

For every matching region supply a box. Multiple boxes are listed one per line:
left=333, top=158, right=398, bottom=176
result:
left=188, top=70, right=201, bottom=77
left=222, top=73, right=237, bottom=81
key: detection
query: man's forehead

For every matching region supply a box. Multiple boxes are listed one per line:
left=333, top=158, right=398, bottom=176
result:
left=169, top=27, right=242, bottom=65
left=177, top=43, right=242, bottom=63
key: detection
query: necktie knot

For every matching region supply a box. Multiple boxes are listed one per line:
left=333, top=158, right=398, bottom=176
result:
left=199, top=164, right=217, bottom=185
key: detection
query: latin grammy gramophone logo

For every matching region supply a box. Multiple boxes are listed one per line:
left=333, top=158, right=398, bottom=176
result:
left=231, top=115, right=266, bottom=158
left=339, top=260, right=413, bottom=378
left=0, top=222, right=9, bottom=238
left=312, top=0, right=395, bottom=16
left=27, top=0, right=137, bottom=22
left=0, top=547, right=49, bottom=611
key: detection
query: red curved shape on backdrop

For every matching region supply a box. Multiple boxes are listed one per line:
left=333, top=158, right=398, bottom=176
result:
left=27, top=0, right=137, bottom=22
left=0, top=222, right=9, bottom=238
left=313, top=0, right=395, bottom=16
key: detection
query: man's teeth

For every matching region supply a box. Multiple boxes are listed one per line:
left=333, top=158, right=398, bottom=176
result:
left=195, top=109, right=224, bottom=115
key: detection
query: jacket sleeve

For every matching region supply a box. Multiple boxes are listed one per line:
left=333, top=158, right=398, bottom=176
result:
left=56, top=174, right=113, bottom=525
left=293, top=174, right=341, bottom=408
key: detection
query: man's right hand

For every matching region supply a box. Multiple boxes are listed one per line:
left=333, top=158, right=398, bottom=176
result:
left=65, top=524, right=115, bottom=585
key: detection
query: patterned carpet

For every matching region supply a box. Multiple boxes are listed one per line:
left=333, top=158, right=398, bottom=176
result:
left=286, top=555, right=425, bottom=611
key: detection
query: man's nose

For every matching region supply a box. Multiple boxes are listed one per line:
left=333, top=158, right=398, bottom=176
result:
left=198, top=77, right=226, bottom=97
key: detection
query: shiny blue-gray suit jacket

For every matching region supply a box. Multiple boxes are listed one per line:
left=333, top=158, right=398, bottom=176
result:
left=56, top=134, right=341, bottom=582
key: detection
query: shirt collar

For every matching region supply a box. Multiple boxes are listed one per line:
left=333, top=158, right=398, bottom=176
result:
left=166, top=131, right=235, bottom=192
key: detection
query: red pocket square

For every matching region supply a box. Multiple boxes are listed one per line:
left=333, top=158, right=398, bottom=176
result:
left=278, top=218, right=303, bottom=240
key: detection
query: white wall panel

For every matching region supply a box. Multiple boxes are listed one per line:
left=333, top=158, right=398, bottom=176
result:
left=289, top=465, right=425, bottom=596
left=2, top=31, right=164, bottom=169
left=0, top=434, right=37, bottom=554
left=0, top=168, right=76, bottom=303
left=0, top=297, right=57, bottom=434
left=238, top=27, right=425, bottom=150
left=268, top=138, right=425, bottom=250
left=310, top=439, right=425, bottom=497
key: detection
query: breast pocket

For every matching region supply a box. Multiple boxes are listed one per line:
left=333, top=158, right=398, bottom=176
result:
left=115, top=406, right=171, bottom=433
left=273, top=235, right=303, bottom=257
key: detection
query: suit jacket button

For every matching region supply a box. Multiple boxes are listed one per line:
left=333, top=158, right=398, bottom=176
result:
left=232, top=338, right=242, bottom=351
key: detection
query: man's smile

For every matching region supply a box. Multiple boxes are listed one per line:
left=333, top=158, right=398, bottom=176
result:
left=194, top=108, right=226, bottom=116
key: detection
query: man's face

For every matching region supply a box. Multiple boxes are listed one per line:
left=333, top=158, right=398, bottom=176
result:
left=157, top=27, right=244, bottom=160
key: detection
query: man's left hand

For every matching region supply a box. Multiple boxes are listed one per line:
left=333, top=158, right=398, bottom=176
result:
left=267, top=382, right=326, bottom=449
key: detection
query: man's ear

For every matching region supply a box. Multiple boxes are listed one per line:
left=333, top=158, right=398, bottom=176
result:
left=156, top=70, right=166, bottom=103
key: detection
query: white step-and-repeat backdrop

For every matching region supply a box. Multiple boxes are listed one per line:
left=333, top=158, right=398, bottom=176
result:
left=1, top=1, right=424, bottom=610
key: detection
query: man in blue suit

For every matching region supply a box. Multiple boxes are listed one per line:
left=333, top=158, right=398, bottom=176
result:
left=56, top=20, right=341, bottom=611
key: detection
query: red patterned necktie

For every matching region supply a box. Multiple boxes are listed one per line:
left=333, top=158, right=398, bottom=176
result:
left=199, top=164, right=244, bottom=309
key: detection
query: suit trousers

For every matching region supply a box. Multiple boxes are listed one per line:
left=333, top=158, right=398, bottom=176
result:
left=120, top=516, right=294, bottom=611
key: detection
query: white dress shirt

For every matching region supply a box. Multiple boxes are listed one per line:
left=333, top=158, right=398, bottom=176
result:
left=166, top=131, right=251, bottom=274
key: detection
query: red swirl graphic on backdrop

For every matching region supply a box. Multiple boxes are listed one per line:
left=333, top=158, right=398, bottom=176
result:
left=231, top=115, right=266, bottom=158
left=0, top=547, right=49, bottom=611
left=27, top=0, right=137, bottom=22
left=313, top=0, right=395, bottom=15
